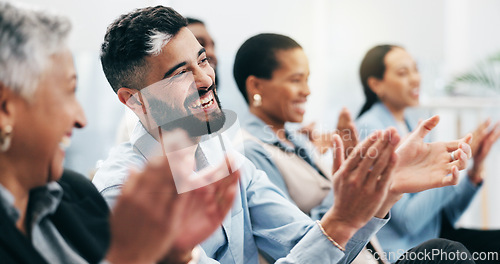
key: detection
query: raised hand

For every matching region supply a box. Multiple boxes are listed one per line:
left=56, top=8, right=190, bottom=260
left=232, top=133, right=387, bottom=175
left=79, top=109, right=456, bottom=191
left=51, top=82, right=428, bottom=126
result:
left=298, top=121, right=317, bottom=139
left=168, top=157, right=240, bottom=252
left=336, top=107, right=359, bottom=157
left=322, top=128, right=399, bottom=247
left=299, top=121, right=335, bottom=154
left=392, top=115, right=472, bottom=194
left=106, top=130, right=240, bottom=264
left=468, top=119, right=500, bottom=184
left=106, top=157, right=188, bottom=264
left=299, top=107, right=359, bottom=155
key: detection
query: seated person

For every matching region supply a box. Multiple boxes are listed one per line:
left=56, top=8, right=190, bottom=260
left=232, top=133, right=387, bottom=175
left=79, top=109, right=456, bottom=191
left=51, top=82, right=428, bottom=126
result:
left=233, top=33, right=477, bottom=264
left=356, top=44, right=500, bottom=262
left=115, top=16, right=219, bottom=145
left=93, top=6, right=476, bottom=264
left=0, top=3, right=237, bottom=263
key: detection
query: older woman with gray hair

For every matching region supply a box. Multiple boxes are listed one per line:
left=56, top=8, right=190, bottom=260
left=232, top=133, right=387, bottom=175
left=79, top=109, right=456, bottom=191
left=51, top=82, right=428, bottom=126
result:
left=0, top=2, right=238, bottom=263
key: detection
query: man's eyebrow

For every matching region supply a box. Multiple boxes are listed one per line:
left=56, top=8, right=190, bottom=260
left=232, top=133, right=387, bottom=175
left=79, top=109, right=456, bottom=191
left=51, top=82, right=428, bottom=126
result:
left=198, top=47, right=206, bottom=57
left=163, top=61, right=187, bottom=79
left=162, top=48, right=207, bottom=79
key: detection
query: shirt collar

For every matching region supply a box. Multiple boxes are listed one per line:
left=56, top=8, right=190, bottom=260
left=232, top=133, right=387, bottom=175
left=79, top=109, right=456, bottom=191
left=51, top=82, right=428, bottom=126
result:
left=28, top=182, right=63, bottom=223
left=0, top=184, right=20, bottom=222
left=243, top=113, right=313, bottom=154
left=0, top=181, right=63, bottom=226
left=372, top=102, right=414, bottom=133
left=130, top=110, right=244, bottom=168
left=243, top=114, right=281, bottom=145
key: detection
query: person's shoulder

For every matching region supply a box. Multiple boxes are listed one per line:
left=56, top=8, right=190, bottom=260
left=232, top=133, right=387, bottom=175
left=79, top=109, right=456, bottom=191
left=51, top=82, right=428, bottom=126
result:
left=92, top=142, right=146, bottom=192
left=53, top=169, right=111, bottom=263
left=58, top=169, right=98, bottom=198
left=57, top=168, right=110, bottom=214
left=356, top=111, right=386, bottom=140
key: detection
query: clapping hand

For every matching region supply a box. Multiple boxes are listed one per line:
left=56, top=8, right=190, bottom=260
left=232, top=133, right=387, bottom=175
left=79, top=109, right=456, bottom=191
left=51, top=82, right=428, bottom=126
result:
left=299, top=107, right=358, bottom=156
left=468, top=119, right=500, bottom=185
left=106, top=130, right=239, bottom=264
left=392, top=115, right=472, bottom=193
left=336, top=107, right=359, bottom=158
left=321, top=128, right=399, bottom=247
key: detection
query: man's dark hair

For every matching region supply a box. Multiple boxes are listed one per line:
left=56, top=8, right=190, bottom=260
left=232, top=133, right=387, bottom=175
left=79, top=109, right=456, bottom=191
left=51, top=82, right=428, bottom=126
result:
left=100, top=6, right=187, bottom=93
left=233, top=33, right=301, bottom=103
left=186, top=17, right=204, bottom=25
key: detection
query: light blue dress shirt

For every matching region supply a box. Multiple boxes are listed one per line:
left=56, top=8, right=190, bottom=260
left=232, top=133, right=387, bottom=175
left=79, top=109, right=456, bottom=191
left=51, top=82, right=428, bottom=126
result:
left=92, top=117, right=388, bottom=264
left=356, top=102, right=480, bottom=262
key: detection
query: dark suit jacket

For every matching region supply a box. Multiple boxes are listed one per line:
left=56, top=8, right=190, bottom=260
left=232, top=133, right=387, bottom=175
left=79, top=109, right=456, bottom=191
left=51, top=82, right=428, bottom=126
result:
left=0, top=169, right=110, bottom=264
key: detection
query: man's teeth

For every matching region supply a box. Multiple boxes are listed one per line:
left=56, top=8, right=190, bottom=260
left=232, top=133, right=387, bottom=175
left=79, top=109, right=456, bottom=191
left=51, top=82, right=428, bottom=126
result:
left=190, top=92, right=215, bottom=109
left=59, top=136, right=71, bottom=150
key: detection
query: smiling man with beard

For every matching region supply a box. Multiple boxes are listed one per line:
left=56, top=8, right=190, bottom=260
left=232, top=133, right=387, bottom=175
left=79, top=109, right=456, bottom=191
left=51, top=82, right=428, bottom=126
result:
left=92, top=5, right=476, bottom=264
left=140, top=76, right=226, bottom=138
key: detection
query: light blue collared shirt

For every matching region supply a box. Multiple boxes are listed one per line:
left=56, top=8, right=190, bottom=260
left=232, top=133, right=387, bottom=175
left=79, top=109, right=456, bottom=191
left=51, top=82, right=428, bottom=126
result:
left=92, top=117, right=388, bottom=264
left=356, top=102, right=480, bottom=262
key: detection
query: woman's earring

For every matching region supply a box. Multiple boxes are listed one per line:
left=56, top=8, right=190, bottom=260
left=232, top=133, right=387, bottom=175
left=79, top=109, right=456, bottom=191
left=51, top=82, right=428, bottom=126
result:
left=0, top=125, right=13, bottom=152
left=253, top=94, right=262, bottom=107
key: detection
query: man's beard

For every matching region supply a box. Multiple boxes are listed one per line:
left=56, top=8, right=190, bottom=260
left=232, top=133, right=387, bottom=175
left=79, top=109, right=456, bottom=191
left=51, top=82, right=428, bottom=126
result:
left=145, top=85, right=226, bottom=138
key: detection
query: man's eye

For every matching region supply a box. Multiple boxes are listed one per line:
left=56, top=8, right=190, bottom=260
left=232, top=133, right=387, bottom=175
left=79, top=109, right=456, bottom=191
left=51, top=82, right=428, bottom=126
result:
left=176, top=69, right=187, bottom=76
left=199, top=58, right=209, bottom=65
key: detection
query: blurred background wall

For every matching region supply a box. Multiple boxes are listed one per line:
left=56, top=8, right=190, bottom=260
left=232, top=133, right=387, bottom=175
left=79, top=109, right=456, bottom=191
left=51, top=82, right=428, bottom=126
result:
left=13, top=0, right=500, bottom=229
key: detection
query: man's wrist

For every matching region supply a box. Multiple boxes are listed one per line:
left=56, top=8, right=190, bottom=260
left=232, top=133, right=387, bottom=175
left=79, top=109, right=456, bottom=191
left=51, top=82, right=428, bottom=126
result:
left=374, top=191, right=402, bottom=218
left=320, top=213, right=359, bottom=247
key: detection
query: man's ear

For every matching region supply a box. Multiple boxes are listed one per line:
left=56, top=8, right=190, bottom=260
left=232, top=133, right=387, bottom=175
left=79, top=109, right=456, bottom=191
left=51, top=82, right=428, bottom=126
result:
left=367, top=76, right=383, bottom=96
left=246, top=75, right=262, bottom=103
left=117, top=87, right=146, bottom=113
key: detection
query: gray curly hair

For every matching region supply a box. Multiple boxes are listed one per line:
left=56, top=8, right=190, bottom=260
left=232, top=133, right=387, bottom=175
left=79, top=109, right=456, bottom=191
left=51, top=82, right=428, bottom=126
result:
left=0, top=2, right=71, bottom=99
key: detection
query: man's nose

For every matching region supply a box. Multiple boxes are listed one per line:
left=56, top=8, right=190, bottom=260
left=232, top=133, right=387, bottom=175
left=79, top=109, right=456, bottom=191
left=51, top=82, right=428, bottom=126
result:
left=194, top=68, right=213, bottom=90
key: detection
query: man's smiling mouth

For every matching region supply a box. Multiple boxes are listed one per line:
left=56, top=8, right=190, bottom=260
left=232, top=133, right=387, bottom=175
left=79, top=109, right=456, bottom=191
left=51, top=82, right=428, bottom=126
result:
left=188, top=90, right=217, bottom=112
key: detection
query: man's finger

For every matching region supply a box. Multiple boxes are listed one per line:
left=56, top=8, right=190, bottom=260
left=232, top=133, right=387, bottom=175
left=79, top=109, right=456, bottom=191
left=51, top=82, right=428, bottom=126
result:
left=477, top=122, right=500, bottom=159
left=362, top=128, right=399, bottom=187
left=337, top=107, right=351, bottom=125
left=413, top=115, right=440, bottom=139
left=449, top=149, right=468, bottom=171
left=443, top=134, right=472, bottom=152
left=376, top=153, right=398, bottom=189
left=354, top=130, right=391, bottom=184
left=477, top=119, right=492, bottom=135
left=442, top=166, right=460, bottom=186
left=344, top=121, right=359, bottom=157
left=343, top=130, right=380, bottom=172
left=332, top=134, right=344, bottom=173
left=366, top=129, right=399, bottom=186
left=214, top=170, right=240, bottom=214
